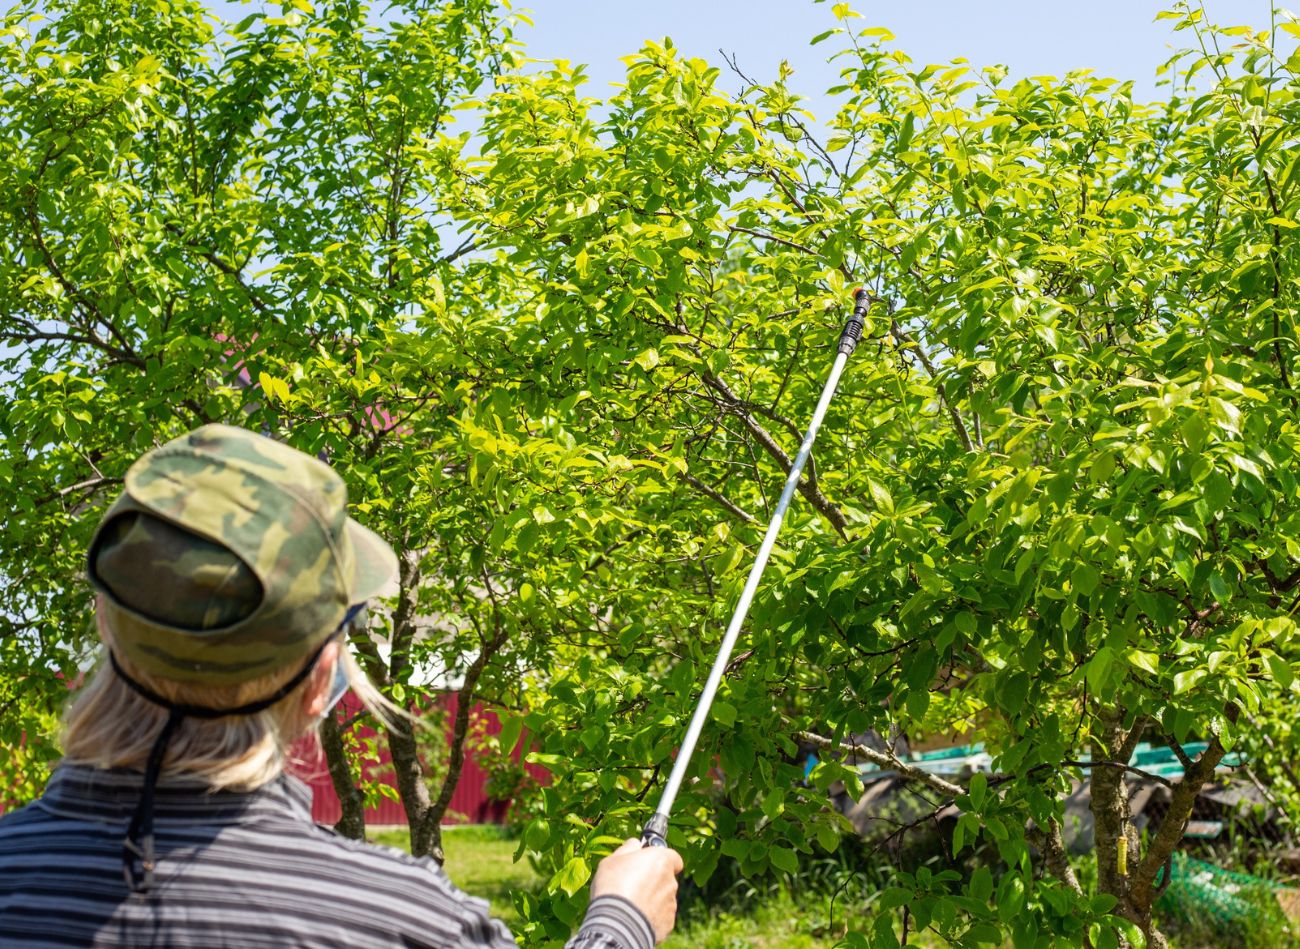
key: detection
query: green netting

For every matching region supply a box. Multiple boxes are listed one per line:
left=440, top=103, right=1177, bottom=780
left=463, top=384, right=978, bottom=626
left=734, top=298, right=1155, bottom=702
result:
left=1157, top=853, right=1282, bottom=927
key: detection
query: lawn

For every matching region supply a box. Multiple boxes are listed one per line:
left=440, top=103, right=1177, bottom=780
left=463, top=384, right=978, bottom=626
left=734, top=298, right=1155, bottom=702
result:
left=371, top=825, right=537, bottom=931
left=367, top=826, right=1298, bottom=947
left=369, top=825, right=872, bottom=947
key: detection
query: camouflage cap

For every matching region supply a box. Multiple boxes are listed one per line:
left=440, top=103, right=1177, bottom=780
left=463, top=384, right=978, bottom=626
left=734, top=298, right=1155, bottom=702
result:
left=87, top=424, right=397, bottom=685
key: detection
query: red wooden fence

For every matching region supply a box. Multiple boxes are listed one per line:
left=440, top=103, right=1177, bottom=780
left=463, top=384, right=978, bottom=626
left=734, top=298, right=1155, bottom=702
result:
left=293, top=692, right=544, bottom=827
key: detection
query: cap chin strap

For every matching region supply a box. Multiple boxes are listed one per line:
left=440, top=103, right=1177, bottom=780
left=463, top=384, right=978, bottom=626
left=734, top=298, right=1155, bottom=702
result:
left=108, top=603, right=364, bottom=894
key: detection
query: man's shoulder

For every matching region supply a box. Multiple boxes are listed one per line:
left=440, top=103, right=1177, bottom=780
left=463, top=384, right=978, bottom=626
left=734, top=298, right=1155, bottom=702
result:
left=0, top=798, right=54, bottom=835
left=236, top=815, right=433, bottom=876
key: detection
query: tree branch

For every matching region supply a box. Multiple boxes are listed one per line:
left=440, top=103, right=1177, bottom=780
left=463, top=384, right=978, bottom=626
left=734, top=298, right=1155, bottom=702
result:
left=1062, top=758, right=1172, bottom=790
left=678, top=471, right=756, bottom=524
left=798, top=729, right=963, bottom=798
left=1130, top=736, right=1227, bottom=907
left=1028, top=818, right=1085, bottom=897
left=701, top=371, right=848, bottom=537
left=889, top=320, right=974, bottom=453
left=727, top=224, right=822, bottom=258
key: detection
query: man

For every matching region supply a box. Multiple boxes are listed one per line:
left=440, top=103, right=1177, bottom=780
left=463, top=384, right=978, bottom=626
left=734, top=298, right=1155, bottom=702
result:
left=0, top=424, right=682, bottom=947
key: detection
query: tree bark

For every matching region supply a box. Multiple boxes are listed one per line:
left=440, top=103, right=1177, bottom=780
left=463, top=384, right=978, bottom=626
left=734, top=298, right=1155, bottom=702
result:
left=417, top=623, right=509, bottom=863
left=374, top=546, right=513, bottom=864
left=383, top=547, right=440, bottom=858
left=1089, top=709, right=1154, bottom=945
left=319, top=710, right=367, bottom=840
left=1090, top=710, right=1136, bottom=902
left=388, top=717, right=438, bottom=855
left=1033, top=817, right=1084, bottom=897
left=1130, top=737, right=1226, bottom=910
left=1088, top=707, right=1227, bottom=949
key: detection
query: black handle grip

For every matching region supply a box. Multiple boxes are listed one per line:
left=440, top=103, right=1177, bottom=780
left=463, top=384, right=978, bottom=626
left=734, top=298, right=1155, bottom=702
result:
left=641, top=812, right=669, bottom=848
left=838, top=288, right=872, bottom=356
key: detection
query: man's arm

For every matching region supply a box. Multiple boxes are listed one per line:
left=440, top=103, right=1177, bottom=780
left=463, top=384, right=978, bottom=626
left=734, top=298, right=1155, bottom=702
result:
left=566, top=839, right=684, bottom=949
left=567, top=895, right=658, bottom=949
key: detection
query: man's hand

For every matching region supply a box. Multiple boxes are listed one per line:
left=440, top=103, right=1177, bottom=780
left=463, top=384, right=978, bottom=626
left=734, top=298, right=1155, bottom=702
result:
left=589, top=838, right=684, bottom=943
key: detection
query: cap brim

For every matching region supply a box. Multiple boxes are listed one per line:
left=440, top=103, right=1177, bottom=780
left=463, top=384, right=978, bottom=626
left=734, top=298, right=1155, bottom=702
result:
left=344, top=518, right=399, bottom=601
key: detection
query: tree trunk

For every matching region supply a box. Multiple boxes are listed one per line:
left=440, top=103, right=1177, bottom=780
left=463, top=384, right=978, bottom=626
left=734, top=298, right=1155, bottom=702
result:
left=1128, top=735, right=1226, bottom=945
left=1088, top=705, right=1228, bottom=949
left=370, top=545, right=513, bottom=863
left=415, top=628, right=505, bottom=864
left=1089, top=709, right=1155, bottom=945
left=382, top=546, right=443, bottom=858
left=388, top=716, right=440, bottom=856
left=319, top=709, right=367, bottom=840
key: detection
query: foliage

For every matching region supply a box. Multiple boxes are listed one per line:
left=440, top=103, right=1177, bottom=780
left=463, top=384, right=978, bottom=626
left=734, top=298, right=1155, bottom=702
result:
left=458, top=2, right=1300, bottom=944
left=0, top=0, right=519, bottom=855
left=3, top=0, right=1300, bottom=945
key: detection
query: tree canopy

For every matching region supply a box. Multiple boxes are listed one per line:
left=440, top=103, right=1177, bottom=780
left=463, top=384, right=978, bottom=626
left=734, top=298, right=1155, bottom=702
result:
left=3, top=0, right=1299, bottom=945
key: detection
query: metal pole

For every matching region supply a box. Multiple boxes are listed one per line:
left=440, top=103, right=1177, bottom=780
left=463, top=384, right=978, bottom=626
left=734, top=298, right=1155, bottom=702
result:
left=642, top=289, right=871, bottom=848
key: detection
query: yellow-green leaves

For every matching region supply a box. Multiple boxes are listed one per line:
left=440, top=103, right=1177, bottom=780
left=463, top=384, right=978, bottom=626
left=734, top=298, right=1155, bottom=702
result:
left=7, top=0, right=1300, bottom=943
left=257, top=371, right=291, bottom=404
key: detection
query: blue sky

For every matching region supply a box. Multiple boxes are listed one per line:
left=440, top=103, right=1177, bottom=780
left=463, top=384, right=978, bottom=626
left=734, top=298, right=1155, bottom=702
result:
left=518, top=0, right=1281, bottom=108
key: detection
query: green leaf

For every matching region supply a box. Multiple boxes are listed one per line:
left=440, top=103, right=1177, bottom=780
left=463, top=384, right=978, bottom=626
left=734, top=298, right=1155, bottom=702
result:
left=761, top=788, right=786, bottom=820
left=1091, top=893, right=1118, bottom=914
left=1071, top=563, right=1100, bottom=597
left=768, top=845, right=798, bottom=874
left=1173, top=668, right=1208, bottom=695
left=712, top=700, right=737, bottom=727
left=498, top=715, right=525, bottom=756
left=997, top=874, right=1026, bottom=922
left=998, top=672, right=1030, bottom=716
left=524, top=819, right=550, bottom=852
left=815, top=822, right=840, bottom=852
left=1086, top=647, right=1114, bottom=696
left=258, top=371, right=291, bottom=403
left=867, top=477, right=895, bottom=514
left=1090, top=451, right=1116, bottom=483
left=1267, top=654, right=1294, bottom=689
left=554, top=856, right=591, bottom=896
left=1127, top=650, right=1160, bottom=675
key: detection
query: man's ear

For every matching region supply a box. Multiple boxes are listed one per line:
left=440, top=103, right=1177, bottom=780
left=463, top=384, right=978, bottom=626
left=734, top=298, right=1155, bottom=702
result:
left=302, top=640, right=341, bottom=719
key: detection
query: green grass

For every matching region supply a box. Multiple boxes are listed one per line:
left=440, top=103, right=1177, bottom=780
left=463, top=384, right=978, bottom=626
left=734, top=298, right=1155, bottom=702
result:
left=370, top=825, right=535, bottom=930
left=663, top=888, right=846, bottom=949
left=365, top=826, right=936, bottom=946
left=368, top=826, right=1297, bottom=948
left=366, top=826, right=853, bottom=945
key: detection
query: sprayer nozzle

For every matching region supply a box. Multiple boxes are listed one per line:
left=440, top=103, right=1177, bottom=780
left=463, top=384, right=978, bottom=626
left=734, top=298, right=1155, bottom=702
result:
left=839, top=291, right=869, bottom=356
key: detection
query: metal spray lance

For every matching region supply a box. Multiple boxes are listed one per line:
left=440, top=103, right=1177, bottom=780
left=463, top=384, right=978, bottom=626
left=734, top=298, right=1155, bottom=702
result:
left=641, top=288, right=873, bottom=848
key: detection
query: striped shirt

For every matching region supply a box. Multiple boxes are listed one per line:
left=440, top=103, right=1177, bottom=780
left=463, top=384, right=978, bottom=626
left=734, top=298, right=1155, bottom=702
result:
left=0, top=765, right=655, bottom=949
